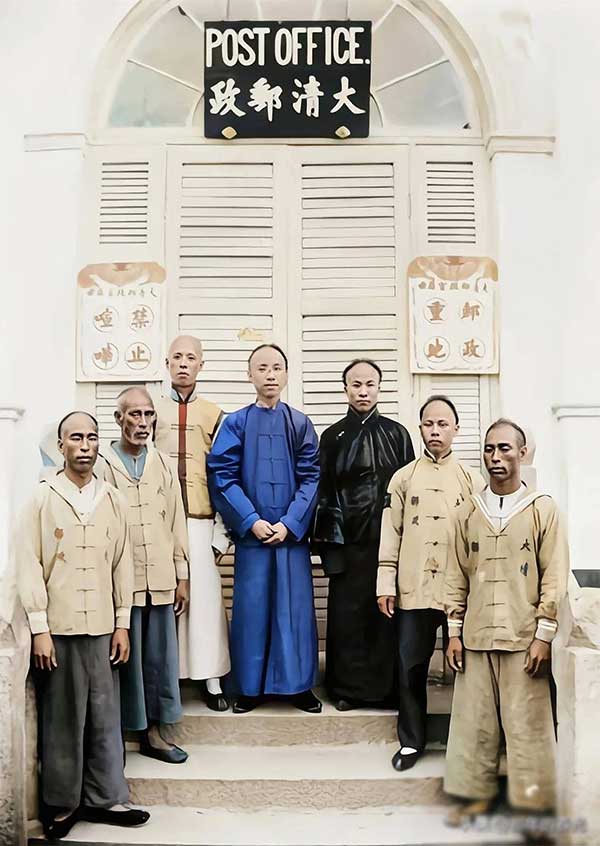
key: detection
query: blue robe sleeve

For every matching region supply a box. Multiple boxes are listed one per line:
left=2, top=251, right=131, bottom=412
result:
left=280, top=415, right=320, bottom=541
left=206, top=414, right=260, bottom=539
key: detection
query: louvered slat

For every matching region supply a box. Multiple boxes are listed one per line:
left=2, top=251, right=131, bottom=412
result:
left=426, top=160, right=476, bottom=245
left=95, top=382, right=131, bottom=445
left=427, top=375, right=482, bottom=468
left=99, top=161, right=149, bottom=245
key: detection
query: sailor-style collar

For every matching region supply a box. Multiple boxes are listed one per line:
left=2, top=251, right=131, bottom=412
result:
left=44, top=470, right=110, bottom=523
left=423, top=448, right=454, bottom=465
left=473, top=483, right=548, bottom=534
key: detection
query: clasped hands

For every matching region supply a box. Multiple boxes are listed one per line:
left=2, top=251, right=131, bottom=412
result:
left=252, top=519, right=288, bottom=545
left=446, top=635, right=551, bottom=677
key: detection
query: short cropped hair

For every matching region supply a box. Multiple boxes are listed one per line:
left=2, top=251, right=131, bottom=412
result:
left=485, top=418, right=527, bottom=448
left=419, top=394, right=459, bottom=425
left=57, top=411, right=99, bottom=439
left=341, top=358, right=383, bottom=385
left=247, top=343, right=289, bottom=370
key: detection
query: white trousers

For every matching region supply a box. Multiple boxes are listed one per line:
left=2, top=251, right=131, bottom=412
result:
left=177, top=518, right=231, bottom=680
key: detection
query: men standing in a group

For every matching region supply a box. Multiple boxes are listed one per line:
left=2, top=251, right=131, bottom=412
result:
left=154, top=335, right=231, bottom=711
left=444, top=419, right=568, bottom=827
left=207, top=344, right=321, bottom=714
left=103, top=387, right=190, bottom=763
left=17, top=412, right=149, bottom=839
left=313, top=359, right=414, bottom=710
left=377, top=395, right=485, bottom=772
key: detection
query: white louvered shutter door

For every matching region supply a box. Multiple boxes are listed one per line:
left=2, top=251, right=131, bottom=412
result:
left=410, top=145, right=494, bottom=468
left=76, top=146, right=166, bottom=441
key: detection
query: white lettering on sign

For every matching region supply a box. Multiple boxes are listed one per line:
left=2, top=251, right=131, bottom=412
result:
left=206, top=25, right=366, bottom=68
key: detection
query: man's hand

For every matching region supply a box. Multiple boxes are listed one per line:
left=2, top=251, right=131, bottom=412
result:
left=525, top=638, right=551, bottom=677
left=263, top=522, right=289, bottom=546
left=377, top=595, right=396, bottom=618
left=252, top=519, right=274, bottom=541
left=110, top=628, right=130, bottom=665
left=174, top=579, right=190, bottom=616
left=446, top=636, right=464, bottom=672
left=33, top=633, right=57, bottom=671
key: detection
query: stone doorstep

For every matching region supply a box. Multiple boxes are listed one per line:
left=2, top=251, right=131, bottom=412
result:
left=56, top=805, right=524, bottom=846
left=125, top=743, right=450, bottom=810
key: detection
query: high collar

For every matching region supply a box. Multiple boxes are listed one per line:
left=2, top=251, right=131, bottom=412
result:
left=347, top=405, right=379, bottom=427
left=171, top=386, right=196, bottom=404
left=423, top=447, right=454, bottom=465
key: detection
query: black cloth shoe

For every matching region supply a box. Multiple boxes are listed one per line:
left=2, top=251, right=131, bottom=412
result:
left=42, top=807, right=80, bottom=840
left=204, top=690, right=230, bottom=712
left=81, top=806, right=150, bottom=827
left=291, top=690, right=322, bottom=713
left=391, top=748, right=421, bottom=772
left=232, top=695, right=262, bottom=713
left=335, top=698, right=357, bottom=711
left=139, top=733, right=188, bottom=764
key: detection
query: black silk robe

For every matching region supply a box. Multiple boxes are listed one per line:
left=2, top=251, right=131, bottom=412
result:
left=313, top=407, right=414, bottom=703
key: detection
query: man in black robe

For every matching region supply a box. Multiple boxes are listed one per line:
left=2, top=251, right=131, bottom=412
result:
left=313, top=359, right=414, bottom=710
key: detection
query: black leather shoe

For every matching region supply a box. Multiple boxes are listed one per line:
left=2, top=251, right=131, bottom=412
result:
left=233, top=695, right=261, bottom=713
left=391, top=748, right=421, bottom=771
left=42, top=808, right=80, bottom=840
left=291, top=690, right=322, bottom=713
left=139, top=735, right=188, bottom=764
left=204, top=690, right=230, bottom=712
left=81, top=806, right=151, bottom=827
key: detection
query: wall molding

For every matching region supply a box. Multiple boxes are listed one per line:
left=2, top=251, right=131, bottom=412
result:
left=24, top=133, right=86, bottom=152
left=0, top=407, right=24, bottom=422
left=552, top=404, right=600, bottom=420
left=486, top=133, right=555, bottom=158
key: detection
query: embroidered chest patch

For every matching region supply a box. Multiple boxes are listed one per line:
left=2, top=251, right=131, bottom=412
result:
left=520, top=540, right=531, bottom=551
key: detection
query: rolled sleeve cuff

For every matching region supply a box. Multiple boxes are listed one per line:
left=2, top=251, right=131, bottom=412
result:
left=239, top=512, right=261, bottom=538
left=535, top=618, right=558, bottom=643
left=376, top=565, right=397, bottom=597
left=115, top=607, right=131, bottom=629
left=175, top=560, right=189, bottom=580
left=27, top=611, right=49, bottom=635
left=447, top=618, right=463, bottom=637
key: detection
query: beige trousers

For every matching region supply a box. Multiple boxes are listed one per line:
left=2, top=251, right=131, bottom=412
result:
left=445, top=649, right=556, bottom=811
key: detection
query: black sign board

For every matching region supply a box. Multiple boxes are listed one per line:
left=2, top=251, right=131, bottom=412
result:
left=204, top=21, right=372, bottom=139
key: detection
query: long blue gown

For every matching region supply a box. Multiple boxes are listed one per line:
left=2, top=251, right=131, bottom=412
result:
left=207, top=402, right=320, bottom=696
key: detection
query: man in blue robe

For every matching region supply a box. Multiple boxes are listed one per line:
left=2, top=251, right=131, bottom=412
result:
left=207, top=344, right=321, bottom=714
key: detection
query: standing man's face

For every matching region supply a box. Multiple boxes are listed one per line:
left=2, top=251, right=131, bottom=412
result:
left=419, top=400, right=458, bottom=458
left=344, top=363, right=380, bottom=414
left=167, top=337, right=203, bottom=391
left=115, top=390, right=156, bottom=450
left=58, top=414, right=99, bottom=474
left=483, top=425, right=526, bottom=486
left=248, top=347, right=288, bottom=402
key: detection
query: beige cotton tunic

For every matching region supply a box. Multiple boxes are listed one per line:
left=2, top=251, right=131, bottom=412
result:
left=16, top=472, right=133, bottom=636
left=445, top=488, right=570, bottom=649
left=377, top=451, right=485, bottom=611
left=102, top=445, right=189, bottom=607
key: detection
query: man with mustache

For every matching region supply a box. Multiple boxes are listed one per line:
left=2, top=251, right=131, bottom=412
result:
left=17, top=412, right=149, bottom=838
left=103, top=387, right=190, bottom=763
left=154, top=335, right=230, bottom=711
left=207, top=344, right=321, bottom=714
left=444, top=419, right=569, bottom=826
left=377, top=395, right=485, bottom=772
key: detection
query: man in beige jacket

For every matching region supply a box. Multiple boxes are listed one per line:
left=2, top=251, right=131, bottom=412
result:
left=377, top=395, right=484, bottom=772
left=444, top=418, right=569, bottom=824
left=103, top=387, right=190, bottom=764
left=17, top=412, right=149, bottom=839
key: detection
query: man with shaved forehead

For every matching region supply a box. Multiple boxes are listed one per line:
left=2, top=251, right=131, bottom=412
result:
left=444, top=419, right=569, bottom=826
left=103, top=387, right=190, bottom=763
left=17, top=412, right=149, bottom=837
left=154, top=335, right=230, bottom=710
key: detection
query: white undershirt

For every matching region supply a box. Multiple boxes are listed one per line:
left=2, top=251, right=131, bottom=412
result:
left=482, top=483, right=527, bottom=530
left=62, top=475, right=98, bottom=518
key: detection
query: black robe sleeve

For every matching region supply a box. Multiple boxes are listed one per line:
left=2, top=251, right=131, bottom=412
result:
left=312, top=427, right=347, bottom=575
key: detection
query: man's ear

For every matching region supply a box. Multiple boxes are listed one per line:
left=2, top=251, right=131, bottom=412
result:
left=519, top=445, right=527, bottom=462
left=114, top=410, right=122, bottom=426
left=165, top=357, right=169, bottom=369
left=198, top=359, right=205, bottom=371
left=57, top=438, right=64, bottom=456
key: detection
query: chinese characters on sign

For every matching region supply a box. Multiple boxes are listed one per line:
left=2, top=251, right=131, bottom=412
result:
left=77, top=262, right=166, bottom=381
left=204, top=22, right=371, bottom=138
left=408, top=256, right=499, bottom=374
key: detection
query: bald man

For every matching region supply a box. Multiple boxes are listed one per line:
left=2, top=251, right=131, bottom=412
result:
left=154, top=336, right=230, bottom=710
left=102, top=388, right=189, bottom=763
left=17, top=412, right=148, bottom=838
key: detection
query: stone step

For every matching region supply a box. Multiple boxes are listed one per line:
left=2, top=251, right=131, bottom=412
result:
left=160, top=683, right=452, bottom=747
left=60, top=804, right=523, bottom=845
left=125, top=743, right=449, bottom=810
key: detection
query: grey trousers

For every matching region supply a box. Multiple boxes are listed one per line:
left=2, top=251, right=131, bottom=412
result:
left=120, top=603, right=183, bottom=732
left=39, top=634, right=129, bottom=811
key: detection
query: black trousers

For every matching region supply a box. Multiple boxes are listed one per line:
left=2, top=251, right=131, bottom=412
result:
left=396, top=607, right=447, bottom=752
